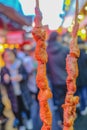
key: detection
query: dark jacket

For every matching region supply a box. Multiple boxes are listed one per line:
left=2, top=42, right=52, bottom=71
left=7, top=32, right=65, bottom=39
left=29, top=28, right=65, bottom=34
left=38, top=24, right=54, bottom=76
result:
left=77, top=49, right=87, bottom=87
left=1, top=64, right=32, bottom=113
left=47, top=41, right=69, bottom=85
left=0, top=89, right=4, bottom=115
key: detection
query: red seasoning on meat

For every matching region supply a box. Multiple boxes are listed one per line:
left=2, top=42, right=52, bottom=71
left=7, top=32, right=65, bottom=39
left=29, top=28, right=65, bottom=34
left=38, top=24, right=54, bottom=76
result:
left=62, top=0, right=80, bottom=130
left=32, top=0, right=52, bottom=130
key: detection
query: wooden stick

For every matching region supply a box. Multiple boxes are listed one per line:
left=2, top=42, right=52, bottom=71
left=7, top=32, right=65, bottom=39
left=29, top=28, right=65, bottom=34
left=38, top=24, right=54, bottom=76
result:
left=75, top=0, right=79, bottom=25
left=32, top=1, right=52, bottom=130
left=36, top=0, right=39, bottom=8
left=62, top=1, right=80, bottom=130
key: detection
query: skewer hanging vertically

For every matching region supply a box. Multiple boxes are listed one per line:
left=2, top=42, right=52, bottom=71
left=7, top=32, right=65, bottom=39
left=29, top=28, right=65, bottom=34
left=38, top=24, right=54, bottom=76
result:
left=32, top=0, right=52, bottom=130
left=62, top=0, right=80, bottom=130
left=36, top=0, right=39, bottom=8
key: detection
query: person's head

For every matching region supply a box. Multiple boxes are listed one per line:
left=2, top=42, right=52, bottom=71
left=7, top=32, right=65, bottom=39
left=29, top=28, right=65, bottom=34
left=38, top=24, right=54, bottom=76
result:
left=48, top=31, right=59, bottom=43
left=2, top=49, right=16, bottom=64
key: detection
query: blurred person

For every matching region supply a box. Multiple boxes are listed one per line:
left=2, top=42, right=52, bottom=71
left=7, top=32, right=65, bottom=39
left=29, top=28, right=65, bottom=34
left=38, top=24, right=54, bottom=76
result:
left=22, top=47, right=42, bottom=130
left=62, top=32, right=71, bottom=47
left=77, top=40, right=87, bottom=116
left=0, top=88, right=8, bottom=125
left=0, top=72, right=8, bottom=126
left=47, top=31, right=69, bottom=129
left=23, top=47, right=38, bottom=94
left=1, top=49, right=32, bottom=130
left=14, top=46, right=42, bottom=130
left=16, top=49, right=26, bottom=61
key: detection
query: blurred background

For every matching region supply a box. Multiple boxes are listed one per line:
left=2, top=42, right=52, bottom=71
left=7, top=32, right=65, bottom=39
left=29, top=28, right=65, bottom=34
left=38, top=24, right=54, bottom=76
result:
left=0, top=0, right=87, bottom=130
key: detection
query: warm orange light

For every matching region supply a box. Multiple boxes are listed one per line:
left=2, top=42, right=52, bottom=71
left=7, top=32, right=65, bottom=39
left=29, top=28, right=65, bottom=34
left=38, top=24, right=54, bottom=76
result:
left=0, top=44, right=4, bottom=53
left=15, top=44, right=19, bottom=49
left=85, top=6, right=87, bottom=11
left=9, top=44, right=14, bottom=49
left=4, top=43, right=8, bottom=49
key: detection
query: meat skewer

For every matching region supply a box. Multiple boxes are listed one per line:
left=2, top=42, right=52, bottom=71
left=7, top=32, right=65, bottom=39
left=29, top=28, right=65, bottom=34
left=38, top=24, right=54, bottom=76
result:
left=32, top=0, right=52, bottom=130
left=62, top=0, right=80, bottom=130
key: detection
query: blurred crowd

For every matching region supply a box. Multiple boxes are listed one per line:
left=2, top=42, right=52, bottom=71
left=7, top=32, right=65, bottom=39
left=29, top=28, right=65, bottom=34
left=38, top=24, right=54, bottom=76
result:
left=0, top=31, right=87, bottom=130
